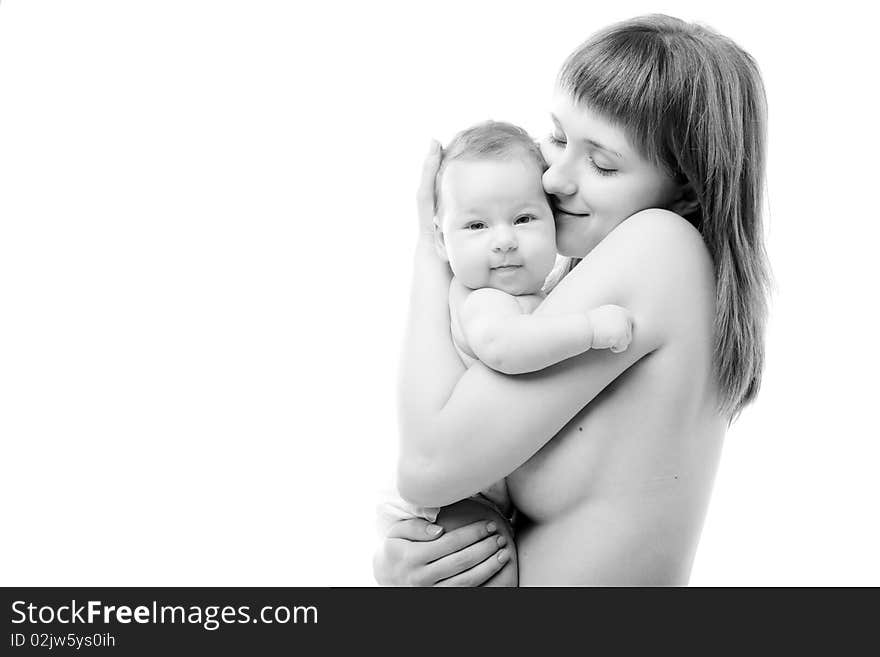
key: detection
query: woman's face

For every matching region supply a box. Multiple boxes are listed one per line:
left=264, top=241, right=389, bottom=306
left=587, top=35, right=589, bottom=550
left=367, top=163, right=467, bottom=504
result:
left=540, top=93, right=682, bottom=258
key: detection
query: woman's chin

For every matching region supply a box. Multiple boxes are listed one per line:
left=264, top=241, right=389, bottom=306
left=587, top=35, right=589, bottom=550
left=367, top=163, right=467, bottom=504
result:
left=556, top=229, right=607, bottom=258
left=556, top=239, right=592, bottom=259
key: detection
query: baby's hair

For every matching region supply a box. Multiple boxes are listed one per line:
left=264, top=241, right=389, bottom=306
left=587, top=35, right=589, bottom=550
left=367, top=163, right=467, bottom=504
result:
left=434, top=120, right=546, bottom=217
left=558, top=15, right=770, bottom=420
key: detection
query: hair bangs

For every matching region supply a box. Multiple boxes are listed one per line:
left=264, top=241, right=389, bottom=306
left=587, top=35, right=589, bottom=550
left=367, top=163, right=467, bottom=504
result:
left=557, top=28, right=679, bottom=172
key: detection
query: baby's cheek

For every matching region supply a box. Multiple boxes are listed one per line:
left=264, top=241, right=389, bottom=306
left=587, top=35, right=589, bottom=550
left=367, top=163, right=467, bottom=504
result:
left=450, top=255, right=488, bottom=290
left=534, top=236, right=560, bottom=277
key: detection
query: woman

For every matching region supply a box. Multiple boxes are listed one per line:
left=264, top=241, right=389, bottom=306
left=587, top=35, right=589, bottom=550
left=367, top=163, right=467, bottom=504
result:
left=375, top=14, right=769, bottom=585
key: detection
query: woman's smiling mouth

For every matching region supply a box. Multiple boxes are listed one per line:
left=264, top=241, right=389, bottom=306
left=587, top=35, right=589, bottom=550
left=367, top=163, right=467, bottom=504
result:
left=555, top=207, right=591, bottom=217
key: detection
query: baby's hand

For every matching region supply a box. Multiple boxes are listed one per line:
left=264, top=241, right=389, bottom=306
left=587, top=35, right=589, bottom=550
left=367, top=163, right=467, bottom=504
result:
left=587, top=305, right=633, bottom=353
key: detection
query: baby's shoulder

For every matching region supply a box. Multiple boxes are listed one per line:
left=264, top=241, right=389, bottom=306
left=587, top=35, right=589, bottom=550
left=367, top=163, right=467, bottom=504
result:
left=450, top=277, right=539, bottom=316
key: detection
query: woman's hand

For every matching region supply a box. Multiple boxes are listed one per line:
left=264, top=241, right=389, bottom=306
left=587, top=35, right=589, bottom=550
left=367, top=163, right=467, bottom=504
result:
left=416, top=140, right=442, bottom=240
left=373, top=516, right=510, bottom=587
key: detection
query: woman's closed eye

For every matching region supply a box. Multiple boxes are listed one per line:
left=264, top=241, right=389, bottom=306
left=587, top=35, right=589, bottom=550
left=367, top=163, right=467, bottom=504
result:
left=548, top=133, right=617, bottom=176
left=589, top=157, right=618, bottom=177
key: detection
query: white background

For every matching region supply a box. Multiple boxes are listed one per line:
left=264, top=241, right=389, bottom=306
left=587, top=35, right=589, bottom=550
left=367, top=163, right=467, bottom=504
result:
left=1, top=0, right=877, bottom=586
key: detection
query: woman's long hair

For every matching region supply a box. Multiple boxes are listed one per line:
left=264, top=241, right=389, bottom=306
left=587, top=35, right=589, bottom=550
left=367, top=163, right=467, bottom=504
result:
left=558, top=15, right=770, bottom=420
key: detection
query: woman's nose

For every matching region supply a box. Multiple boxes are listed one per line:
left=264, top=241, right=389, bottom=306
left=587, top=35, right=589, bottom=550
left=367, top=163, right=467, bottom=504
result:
left=542, top=162, right=578, bottom=197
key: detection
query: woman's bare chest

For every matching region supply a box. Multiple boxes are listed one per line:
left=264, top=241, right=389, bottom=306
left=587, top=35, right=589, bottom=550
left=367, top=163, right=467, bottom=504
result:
left=506, top=395, right=618, bottom=521
left=506, top=356, right=718, bottom=522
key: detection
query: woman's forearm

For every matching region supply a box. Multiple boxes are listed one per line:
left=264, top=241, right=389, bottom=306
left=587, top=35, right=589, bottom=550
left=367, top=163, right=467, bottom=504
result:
left=397, top=236, right=465, bottom=458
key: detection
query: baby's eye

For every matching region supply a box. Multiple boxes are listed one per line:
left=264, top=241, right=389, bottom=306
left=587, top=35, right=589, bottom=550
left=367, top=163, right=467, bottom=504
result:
left=467, top=222, right=486, bottom=230
left=514, top=215, right=534, bottom=225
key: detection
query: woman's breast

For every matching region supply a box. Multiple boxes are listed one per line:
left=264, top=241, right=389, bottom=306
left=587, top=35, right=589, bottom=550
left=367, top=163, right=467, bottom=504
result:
left=506, top=348, right=724, bottom=524
left=506, top=385, right=635, bottom=521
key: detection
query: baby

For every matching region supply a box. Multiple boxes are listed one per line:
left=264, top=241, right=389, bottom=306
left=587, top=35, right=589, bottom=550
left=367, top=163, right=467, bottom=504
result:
left=381, top=121, right=632, bottom=586
left=433, top=120, right=632, bottom=376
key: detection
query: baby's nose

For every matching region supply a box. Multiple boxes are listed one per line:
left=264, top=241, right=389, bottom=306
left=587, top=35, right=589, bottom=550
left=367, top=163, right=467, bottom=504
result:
left=492, top=229, right=517, bottom=252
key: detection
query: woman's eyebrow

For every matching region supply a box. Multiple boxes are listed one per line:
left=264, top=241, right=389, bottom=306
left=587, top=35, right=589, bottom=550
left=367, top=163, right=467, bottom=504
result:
left=550, top=113, right=623, bottom=159
left=587, top=140, right=623, bottom=159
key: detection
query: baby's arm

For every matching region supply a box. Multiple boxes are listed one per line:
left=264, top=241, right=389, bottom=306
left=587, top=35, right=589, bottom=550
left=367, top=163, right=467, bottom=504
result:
left=461, top=288, right=632, bottom=375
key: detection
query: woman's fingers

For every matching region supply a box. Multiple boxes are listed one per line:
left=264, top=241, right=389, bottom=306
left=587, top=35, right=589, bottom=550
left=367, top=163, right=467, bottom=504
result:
left=378, top=516, right=510, bottom=586
left=416, top=140, right=442, bottom=236
left=425, top=533, right=507, bottom=584
left=386, top=517, right=445, bottom=542
left=434, top=548, right=510, bottom=587
left=422, top=519, right=498, bottom=562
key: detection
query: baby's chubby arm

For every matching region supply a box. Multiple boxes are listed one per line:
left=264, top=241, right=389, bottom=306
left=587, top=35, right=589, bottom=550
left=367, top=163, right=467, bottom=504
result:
left=461, top=288, right=633, bottom=375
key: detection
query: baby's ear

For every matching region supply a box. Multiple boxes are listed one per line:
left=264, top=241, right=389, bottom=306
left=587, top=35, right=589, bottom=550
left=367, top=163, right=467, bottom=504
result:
left=432, top=218, right=449, bottom=262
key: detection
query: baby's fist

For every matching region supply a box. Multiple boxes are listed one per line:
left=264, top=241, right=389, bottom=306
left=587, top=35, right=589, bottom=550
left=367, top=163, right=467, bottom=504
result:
left=588, top=305, right=633, bottom=353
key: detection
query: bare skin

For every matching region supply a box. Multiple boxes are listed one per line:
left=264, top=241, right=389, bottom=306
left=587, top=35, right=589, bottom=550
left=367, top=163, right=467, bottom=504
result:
left=379, top=97, right=728, bottom=585
left=508, top=227, right=724, bottom=584
left=373, top=509, right=513, bottom=586
left=435, top=499, right=518, bottom=586
left=396, top=211, right=723, bottom=585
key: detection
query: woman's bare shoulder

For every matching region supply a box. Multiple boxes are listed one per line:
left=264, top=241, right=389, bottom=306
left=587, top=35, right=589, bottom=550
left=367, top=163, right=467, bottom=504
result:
left=612, top=209, right=707, bottom=261
left=596, top=209, right=713, bottom=296
left=614, top=210, right=715, bottom=339
left=547, top=209, right=713, bottom=350
left=543, top=210, right=709, bottom=306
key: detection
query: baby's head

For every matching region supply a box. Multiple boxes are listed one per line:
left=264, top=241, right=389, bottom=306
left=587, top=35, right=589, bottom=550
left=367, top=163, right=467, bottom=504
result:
left=433, top=121, right=557, bottom=296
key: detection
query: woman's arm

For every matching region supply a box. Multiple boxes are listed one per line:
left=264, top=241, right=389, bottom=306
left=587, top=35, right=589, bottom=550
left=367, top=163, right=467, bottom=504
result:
left=398, top=141, right=468, bottom=429
left=399, top=149, right=701, bottom=507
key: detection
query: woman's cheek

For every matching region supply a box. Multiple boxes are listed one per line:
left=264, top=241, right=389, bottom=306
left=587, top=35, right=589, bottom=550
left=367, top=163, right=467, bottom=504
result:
left=539, top=141, right=557, bottom=167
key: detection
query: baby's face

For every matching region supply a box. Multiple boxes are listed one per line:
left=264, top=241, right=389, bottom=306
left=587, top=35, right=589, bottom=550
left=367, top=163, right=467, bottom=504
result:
left=437, top=159, right=557, bottom=295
